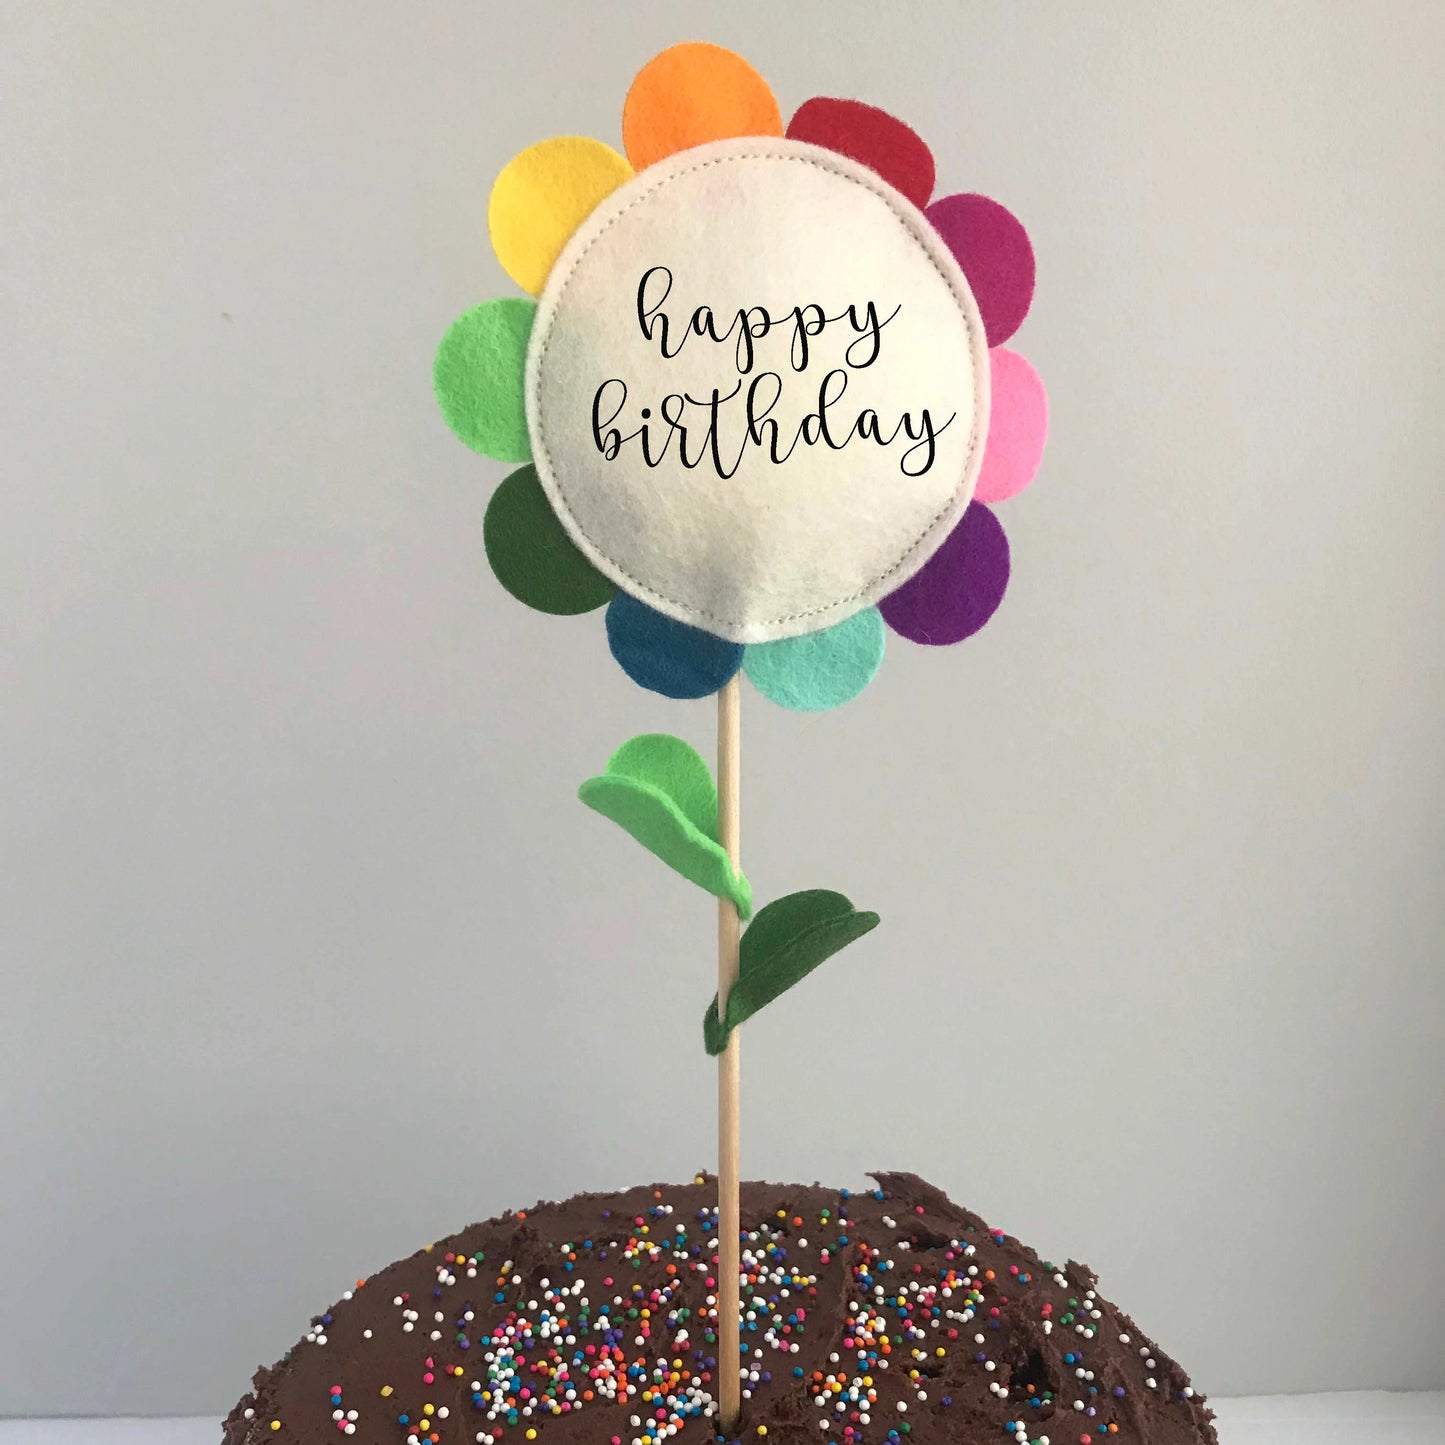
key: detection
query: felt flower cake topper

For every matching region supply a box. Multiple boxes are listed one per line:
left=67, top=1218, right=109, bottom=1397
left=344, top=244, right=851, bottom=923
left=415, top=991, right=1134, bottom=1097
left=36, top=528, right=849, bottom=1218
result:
left=433, top=44, right=1050, bottom=1432
left=435, top=41, right=1047, bottom=712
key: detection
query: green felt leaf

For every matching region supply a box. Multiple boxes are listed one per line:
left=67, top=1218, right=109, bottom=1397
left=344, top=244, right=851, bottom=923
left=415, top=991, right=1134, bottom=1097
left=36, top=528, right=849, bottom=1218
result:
left=703, top=889, right=879, bottom=1054
left=578, top=734, right=752, bottom=917
left=434, top=297, right=535, bottom=462
left=484, top=464, right=616, bottom=615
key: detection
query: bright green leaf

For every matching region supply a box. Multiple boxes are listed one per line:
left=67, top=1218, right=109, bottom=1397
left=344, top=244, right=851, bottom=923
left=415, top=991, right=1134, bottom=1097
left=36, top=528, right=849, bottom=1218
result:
left=579, top=734, right=751, bottom=917
left=704, top=889, right=879, bottom=1053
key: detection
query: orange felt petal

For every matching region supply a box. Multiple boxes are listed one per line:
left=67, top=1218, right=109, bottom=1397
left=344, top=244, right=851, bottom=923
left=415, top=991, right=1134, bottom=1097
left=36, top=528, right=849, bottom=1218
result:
left=622, top=42, right=782, bottom=170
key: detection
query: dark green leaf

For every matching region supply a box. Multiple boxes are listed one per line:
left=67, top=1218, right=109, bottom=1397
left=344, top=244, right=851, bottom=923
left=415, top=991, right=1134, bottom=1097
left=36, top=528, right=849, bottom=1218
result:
left=703, top=889, right=879, bottom=1053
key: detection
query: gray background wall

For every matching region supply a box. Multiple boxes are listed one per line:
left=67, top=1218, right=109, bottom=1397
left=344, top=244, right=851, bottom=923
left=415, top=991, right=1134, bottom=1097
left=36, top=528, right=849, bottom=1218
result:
left=2, top=0, right=1442, bottom=1418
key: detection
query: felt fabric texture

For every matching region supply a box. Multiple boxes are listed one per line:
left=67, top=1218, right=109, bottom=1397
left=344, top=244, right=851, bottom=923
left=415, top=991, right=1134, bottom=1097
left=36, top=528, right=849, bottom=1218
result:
left=925, top=193, right=1036, bottom=347
left=488, top=136, right=633, bottom=297
left=785, top=97, right=935, bottom=210
left=622, top=42, right=782, bottom=171
left=878, top=500, right=1010, bottom=645
left=605, top=591, right=744, bottom=699
left=527, top=137, right=990, bottom=645
left=703, top=888, right=880, bottom=1054
left=483, top=464, right=616, bottom=615
left=974, top=348, right=1048, bottom=504
left=434, top=297, right=535, bottom=462
left=743, top=605, right=885, bottom=712
left=578, top=733, right=752, bottom=916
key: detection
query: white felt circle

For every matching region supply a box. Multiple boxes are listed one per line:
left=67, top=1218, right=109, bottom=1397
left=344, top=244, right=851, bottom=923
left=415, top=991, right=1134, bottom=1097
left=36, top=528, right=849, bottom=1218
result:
left=526, top=137, right=989, bottom=644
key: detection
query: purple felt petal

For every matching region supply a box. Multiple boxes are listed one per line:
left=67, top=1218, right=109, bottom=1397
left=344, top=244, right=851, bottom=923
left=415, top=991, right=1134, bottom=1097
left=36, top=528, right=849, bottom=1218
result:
left=926, top=193, right=1035, bottom=347
left=879, top=503, right=1010, bottom=645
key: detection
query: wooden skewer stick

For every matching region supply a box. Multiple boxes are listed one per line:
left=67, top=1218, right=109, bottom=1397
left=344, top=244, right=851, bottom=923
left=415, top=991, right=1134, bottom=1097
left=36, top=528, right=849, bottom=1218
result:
left=715, top=673, right=742, bottom=1433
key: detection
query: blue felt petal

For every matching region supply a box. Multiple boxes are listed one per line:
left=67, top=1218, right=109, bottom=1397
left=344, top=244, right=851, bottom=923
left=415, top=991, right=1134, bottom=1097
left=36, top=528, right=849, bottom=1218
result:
left=605, top=592, right=744, bottom=700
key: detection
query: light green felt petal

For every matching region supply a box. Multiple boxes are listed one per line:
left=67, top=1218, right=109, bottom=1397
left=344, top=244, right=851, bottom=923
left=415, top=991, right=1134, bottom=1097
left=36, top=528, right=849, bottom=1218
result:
left=484, top=464, right=615, bottom=615
left=434, top=298, right=535, bottom=462
left=704, top=889, right=879, bottom=1053
left=579, top=734, right=751, bottom=917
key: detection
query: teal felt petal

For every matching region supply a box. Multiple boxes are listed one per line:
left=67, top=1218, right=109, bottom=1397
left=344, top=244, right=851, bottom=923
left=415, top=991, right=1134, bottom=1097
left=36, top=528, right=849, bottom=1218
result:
left=579, top=734, right=752, bottom=917
left=434, top=298, right=535, bottom=462
left=743, top=607, right=885, bottom=711
left=703, top=889, right=879, bottom=1053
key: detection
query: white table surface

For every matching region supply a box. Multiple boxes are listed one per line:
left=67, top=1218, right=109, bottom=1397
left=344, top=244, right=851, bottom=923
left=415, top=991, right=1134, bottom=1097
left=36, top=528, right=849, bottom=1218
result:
left=1, top=1394, right=1441, bottom=1444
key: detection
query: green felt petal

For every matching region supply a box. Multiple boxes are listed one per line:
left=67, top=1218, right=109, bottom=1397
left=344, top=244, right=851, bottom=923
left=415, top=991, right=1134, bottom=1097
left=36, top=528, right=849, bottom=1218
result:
left=484, top=465, right=616, bottom=614
left=704, top=889, right=879, bottom=1054
left=579, top=734, right=752, bottom=917
left=434, top=298, right=535, bottom=462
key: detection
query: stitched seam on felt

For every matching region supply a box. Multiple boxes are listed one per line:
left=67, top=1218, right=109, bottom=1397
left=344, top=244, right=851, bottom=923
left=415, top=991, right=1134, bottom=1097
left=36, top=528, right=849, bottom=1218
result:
left=529, top=146, right=985, bottom=631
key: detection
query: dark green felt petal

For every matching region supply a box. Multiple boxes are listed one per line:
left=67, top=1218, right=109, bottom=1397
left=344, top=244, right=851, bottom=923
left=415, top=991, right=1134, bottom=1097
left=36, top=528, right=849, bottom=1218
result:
left=484, top=465, right=615, bottom=614
left=703, top=889, right=879, bottom=1054
left=434, top=298, right=535, bottom=462
left=579, top=734, right=751, bottom=917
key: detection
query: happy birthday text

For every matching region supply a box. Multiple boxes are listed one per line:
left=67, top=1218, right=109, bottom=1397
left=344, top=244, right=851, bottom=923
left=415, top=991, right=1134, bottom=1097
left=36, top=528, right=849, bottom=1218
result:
left=589, top=266, right=956, bottom=479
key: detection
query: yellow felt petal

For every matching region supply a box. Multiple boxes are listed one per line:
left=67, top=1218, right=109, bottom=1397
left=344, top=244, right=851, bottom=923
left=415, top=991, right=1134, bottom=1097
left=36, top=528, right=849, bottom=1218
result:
left=622, top=43, right=782, bottom=171
left=488, top=136, right=633, bottom=295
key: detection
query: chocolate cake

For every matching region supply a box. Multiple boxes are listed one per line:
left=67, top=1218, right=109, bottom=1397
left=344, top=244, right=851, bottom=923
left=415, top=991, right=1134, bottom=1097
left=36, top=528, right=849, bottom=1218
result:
left=224, top=1172, right=1215, bottom=1445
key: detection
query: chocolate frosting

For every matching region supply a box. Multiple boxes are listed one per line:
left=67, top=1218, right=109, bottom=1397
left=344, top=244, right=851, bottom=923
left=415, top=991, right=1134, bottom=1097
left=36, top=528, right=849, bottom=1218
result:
left=224, top=1173, right=1215, bottom=1445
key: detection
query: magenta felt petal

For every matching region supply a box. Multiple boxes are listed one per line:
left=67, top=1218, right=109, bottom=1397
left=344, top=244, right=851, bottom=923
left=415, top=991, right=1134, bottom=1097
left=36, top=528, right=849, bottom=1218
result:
left=974, top=349, right=1048, bottom=504
left=926, top=193, right=1035, bottom=346
left=878, top=503, right=1009, bottom=645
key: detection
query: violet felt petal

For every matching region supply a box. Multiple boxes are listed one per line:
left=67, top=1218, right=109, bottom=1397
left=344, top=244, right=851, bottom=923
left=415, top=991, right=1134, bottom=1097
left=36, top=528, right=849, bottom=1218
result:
left=786, top=97, right=935, bottom=210
left=878, top=502, right=1010, bottom=645
left=926, top=193, right=1035, bottom=346
left=974, top=349, right=1048, bottom=504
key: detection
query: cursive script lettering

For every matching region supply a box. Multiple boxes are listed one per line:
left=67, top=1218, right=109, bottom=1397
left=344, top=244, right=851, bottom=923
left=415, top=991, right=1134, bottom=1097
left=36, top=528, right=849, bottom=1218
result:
left=591, top=369, right=952, bottom=479
left=635, top=266, right=900, bottom=377
left=591, top=265, right=953, bottom=480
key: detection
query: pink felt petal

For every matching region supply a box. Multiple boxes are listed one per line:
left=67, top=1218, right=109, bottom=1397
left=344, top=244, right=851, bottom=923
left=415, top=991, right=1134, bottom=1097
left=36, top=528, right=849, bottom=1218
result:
left=974, top=349, right=1048, bottom=504
left=926, top=193, right=1035, bottom=346
left=786, top=97, right=935, bottom=210
left=878, top=503, right=1009, bottom=646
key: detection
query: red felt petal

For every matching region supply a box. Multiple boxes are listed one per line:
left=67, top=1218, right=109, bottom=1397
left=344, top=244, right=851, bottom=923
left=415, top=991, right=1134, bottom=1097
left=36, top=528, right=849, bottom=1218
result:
left=787, top=97, right=935, bottom=210
left=926, top=193, right=1035, bottom=346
